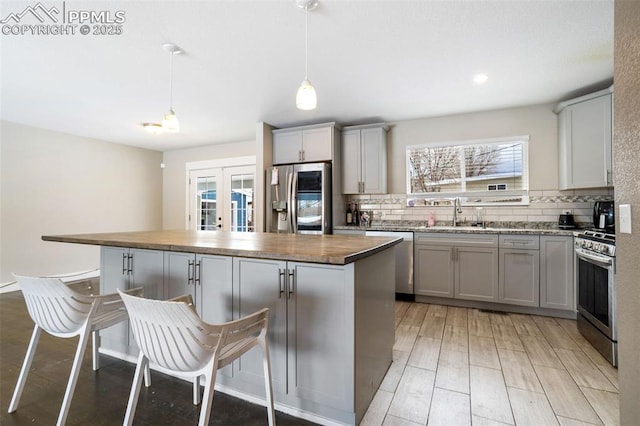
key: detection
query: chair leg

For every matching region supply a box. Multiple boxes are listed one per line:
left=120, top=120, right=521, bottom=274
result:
left=193, top=376, right=201, bottom=405
left=8, top=325, right=42, bottom=413
left=143, top=362, right=151, bottom=388
left=261, top=338, right=276, bottom=426
left=92, top=330, right=99, bottom=371
left=197, top=362, right=218, bottom=426
left=57, top=325, right=92, bottom=426
left=124, top=352, right=148, bottom=426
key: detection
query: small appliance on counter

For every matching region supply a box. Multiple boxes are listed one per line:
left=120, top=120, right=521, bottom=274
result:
left=558, top=213, right=576, bottom=229
left=593, top=200, right=615, bottom=232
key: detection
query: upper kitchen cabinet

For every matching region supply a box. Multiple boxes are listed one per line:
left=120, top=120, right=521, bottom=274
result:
left=555, top=87, right=613, bottom=189
left=342, top=123, right=389, bottom=194
left=272, top=122, right=339, bottom=165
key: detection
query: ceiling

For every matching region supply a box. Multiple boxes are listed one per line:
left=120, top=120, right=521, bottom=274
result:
left=1, top=1, right=613, bottom=152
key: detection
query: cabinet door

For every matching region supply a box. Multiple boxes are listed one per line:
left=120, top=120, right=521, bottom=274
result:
left=559, top=93, right=612, bottom=189
left=288, top=262, right=353, bottom=411
left=301, top=127, right=332, bottom=162
left=273, top=131, right=302, bottom=165
left=499, top=249, right=540, bottom=306
left=361, top=127, right=387, bottom=194
left=233, top=258, right=287, bottom=395
left=198, top=254, right=234, bottom=380
left=341, top=129, right=362, bottom=194
left=540, top=236, right=575, bottom=311
left=130, top=249, right=165, bottom=300
left=100, top=247, right=131, bottom=353
left=414, top=245, right=454, bottom=297
left=164, top=251, right=196, bottom=302
left=456, top=247, right=499, bottom=302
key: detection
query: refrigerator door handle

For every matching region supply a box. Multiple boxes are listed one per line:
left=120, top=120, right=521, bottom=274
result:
left=290, top=170, right=297, bottom=233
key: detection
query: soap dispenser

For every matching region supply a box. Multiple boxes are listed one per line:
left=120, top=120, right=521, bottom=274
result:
left=427, top=212, right=435, bottom=227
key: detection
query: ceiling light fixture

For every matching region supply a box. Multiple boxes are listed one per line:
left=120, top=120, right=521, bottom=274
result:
left=143, top=123, right=163, bottom=135
left=162, top=43, right=182, bottom=132
left=295, top=0, right=318, bottom=110
left=473, top=73, right=489, bottom=85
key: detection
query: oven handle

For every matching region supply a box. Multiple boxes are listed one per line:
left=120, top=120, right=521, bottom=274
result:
left=575, top=247, right=613, bottom=267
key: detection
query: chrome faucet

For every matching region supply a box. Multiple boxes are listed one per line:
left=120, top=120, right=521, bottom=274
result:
left=452, top=197, right=463, bottom=226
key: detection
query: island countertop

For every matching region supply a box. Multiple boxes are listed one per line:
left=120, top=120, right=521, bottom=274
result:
left=42, top=230, right=402, bottom=265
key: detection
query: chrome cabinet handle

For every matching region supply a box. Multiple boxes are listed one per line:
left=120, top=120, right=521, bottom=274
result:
left=188, top=260, right=194, bottom=285
left=288, top=269, right=295, bottom=299
left=122, top=253, right=128, bottom=275
left=278, top=269, right=285, bottom=298
left=195, top=261, right=201, bottom=286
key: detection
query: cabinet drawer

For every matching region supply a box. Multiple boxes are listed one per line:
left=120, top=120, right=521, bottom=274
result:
left=499, top=235, right=539, bottom=250
left=415, top=232, right=498, bottom=248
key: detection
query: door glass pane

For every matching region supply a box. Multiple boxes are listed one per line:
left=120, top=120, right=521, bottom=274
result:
left=197, top=176, right=218, bottom=231
left=230, top=173, right=254, bottom=232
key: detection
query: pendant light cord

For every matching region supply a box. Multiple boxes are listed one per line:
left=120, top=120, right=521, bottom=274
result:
left=304, top=6, right=308, bottom=79
left=169, top=50, right=174, bottom=111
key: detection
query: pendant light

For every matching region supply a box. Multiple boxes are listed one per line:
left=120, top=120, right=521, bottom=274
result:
left=296, top=0, right=318, bottom=110
left=162, top=43, right=181, bottom=132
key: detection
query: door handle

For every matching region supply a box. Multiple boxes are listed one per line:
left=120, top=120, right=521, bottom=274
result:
left=195, top=261, right=201, bottom=286
left=188, top=260, right=194, bottom=285
left=122, top=253, right=128, bottom=275
left=278, top=269, right=285, bottom=298
left=127, top=254, right=133, bottom=275
left=288, top=269, right=295, bottom=299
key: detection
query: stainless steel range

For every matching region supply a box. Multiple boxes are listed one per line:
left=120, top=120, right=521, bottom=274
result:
left=575, top=230, right=617, bottom=366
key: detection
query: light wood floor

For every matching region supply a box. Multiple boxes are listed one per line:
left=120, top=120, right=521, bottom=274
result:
left=361, top=301, right=619, bottom=426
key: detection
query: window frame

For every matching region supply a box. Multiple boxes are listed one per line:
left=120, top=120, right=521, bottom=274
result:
left=406, top=135, right=530, bottom=205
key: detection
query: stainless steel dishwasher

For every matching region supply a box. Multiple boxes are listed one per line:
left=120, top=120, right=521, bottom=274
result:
left=365, top=231, right=414, bottom=296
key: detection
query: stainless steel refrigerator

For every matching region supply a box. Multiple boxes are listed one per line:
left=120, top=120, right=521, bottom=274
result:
left=266, top=162, right=332, bottom=234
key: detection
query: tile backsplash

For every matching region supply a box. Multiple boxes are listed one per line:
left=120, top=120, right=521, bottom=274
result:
left=348, top=189, right=614, bottom=229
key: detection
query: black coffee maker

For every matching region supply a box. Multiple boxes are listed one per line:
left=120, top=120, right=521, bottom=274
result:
left=593, top=201, right=615, bottom=232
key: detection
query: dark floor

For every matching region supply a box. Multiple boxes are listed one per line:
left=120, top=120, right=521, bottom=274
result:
left=0, top=290, right=317, bottom=425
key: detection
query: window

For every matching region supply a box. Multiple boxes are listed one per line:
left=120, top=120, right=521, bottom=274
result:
left=406, top=136, right=529, bottom=204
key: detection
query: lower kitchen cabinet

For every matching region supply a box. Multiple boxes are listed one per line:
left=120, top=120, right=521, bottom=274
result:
left=233, top=258, right=354, bottom=413
left=499, top=235, right=540, bottom=307
left=100, top=247, right=164, bottom=355
left=414, top=233, right=499, bottom=302
left=540, top=235, right=575, bottom=311
left=164, top=251, right=233, bottom=324
left=414, top=244, right=454, bottom=297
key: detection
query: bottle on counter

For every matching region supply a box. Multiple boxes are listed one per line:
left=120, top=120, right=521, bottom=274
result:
left=354, top=203, right=360, bottom=226
left=427, top=212, right=435, bottom=227
left=346, top=203, right=353, bottom=225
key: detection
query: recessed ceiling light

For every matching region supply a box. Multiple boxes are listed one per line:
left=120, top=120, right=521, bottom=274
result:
left=473, top=73, right=489, bottom=84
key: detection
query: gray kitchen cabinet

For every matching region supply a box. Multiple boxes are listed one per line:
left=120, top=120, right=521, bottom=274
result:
left=556, top=87, right=613, bottom=189
left=232, top=257, right=354, bottom=413
left=414, top=233, right=499, bottom=302
left=499, top=235, right=540, bottom=307
left=99, top=247, right=164, bottom=355
left=540, top=235, right=575, bottom=311
left=272, top=123, right=337, bottom=165
left=414, top=244, right=454, bottom=297
left=164, top=251, right=233, bottom=324
left=342, top=123, right=388, bottom=194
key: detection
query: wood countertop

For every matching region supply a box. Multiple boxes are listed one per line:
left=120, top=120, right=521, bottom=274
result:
left=42, top=230, right=402, bottom=265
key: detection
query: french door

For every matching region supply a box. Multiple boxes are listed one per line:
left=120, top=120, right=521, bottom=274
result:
left=188, top=165, right=255, bottom=232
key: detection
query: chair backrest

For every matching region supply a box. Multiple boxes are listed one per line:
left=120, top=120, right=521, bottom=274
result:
left=118, top=291, right=221, bottom=373
left=14, top=275, right=94, bottom=335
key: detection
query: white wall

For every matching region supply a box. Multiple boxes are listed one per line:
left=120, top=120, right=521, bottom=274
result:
left=162, top=141, right=256, bottom=229
left=0, top=121, right=163, bottom=283
left=387, top=103, right=558, bottom=193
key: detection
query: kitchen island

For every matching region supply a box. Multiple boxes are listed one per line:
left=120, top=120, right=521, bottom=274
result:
left=42, top=230, right=401, bottom=426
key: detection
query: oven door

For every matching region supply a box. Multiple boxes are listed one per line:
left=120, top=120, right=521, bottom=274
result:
left=575, top=247, right=616, bottom=340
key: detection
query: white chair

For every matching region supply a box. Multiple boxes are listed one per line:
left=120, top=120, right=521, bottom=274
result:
left=8, top=275, right=142, bottom=426
left=118, top=290, right=275, bottom=426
